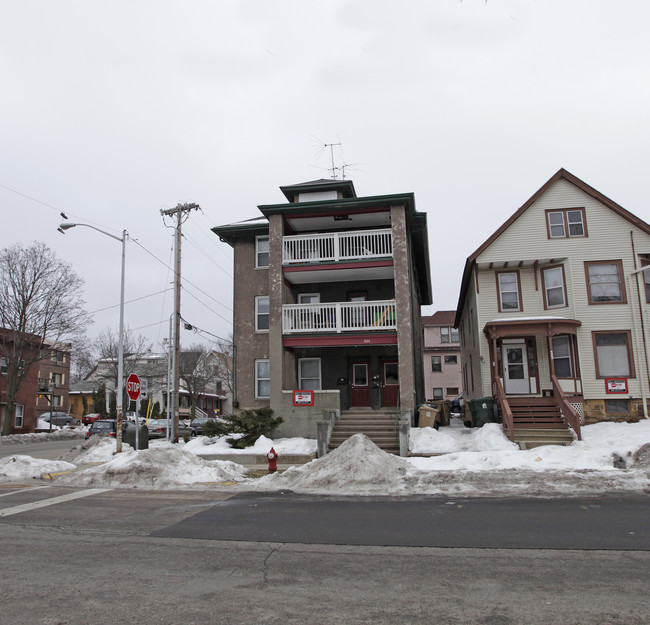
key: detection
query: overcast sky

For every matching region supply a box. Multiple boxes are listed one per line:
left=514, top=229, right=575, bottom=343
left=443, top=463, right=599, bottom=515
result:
left=2, top=0, right=649, bottom=353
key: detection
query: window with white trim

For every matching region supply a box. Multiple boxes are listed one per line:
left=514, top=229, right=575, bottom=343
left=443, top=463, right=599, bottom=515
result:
left=431, top=356, right=442, bottom=372
left=255, top=296, right=269, bottom=331
left=298, top=358, right=321, bottom=390
left=255, top=359, right=270, bottom=398
left=547, top=208, right=586, bottom=238
left=542, top=266, right=566, bottom=308
left=497, top=272, right=521, bottom=311
left=14, top=404, right=24, bottom=428
left=255, top=236, right=269, bottom=268
left=444, top=355, right=458, bottom=365
left=0, top=357, right=7, bottom=374
left=432, top=387, right=443, bottom=400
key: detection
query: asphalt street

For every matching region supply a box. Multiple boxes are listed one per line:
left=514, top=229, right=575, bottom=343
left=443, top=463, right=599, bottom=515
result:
left=0, top=483, right=649, bottom=625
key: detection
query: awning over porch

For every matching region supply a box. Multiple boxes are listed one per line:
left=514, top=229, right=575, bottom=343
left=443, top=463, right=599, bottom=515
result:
left=483, top=317, right=581, bottom=340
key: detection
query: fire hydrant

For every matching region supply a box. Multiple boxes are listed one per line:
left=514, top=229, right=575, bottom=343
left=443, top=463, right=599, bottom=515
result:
left=267, top=447, right=278, bottom=474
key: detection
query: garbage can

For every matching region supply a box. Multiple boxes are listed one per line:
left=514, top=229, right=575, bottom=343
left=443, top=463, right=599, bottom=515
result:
left=430, top=400, right=452, bottom=426
left=124, top=422, right=149, bottom=449
left=418, top=405, right=441, bottom=430
left=467, top=398, right=496, bottom=428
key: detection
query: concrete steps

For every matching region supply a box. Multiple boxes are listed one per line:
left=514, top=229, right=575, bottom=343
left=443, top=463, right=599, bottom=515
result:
left=329, top=409, right=400, bottom=454
left=504, top=428, right=574, bottom=450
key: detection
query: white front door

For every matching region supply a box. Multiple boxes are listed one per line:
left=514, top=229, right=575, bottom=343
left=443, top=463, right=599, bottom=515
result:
left=502, top=340, right=530, bottom=394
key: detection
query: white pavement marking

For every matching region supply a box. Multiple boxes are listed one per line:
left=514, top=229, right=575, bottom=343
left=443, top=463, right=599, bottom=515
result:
left=0, top=485, right=51, bottom=499
left=0, top=488, right=111, bottom=517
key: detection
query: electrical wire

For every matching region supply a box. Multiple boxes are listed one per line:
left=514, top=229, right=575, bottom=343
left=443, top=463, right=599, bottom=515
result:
left=87, top=289, right=172, bottom=314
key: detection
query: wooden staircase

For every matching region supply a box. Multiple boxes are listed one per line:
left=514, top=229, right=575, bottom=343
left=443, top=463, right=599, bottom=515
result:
left=504, top=396, right=574, bottom=449
left=329, top=409, right=400, bottom=454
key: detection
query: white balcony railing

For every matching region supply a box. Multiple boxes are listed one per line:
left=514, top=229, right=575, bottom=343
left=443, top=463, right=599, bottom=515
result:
left=283, top=228, right=392, bottom=265
left=283, top=300, right=396, bottom=334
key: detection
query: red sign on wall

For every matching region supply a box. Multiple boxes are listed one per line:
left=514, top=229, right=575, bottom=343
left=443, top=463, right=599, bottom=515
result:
left=293, top=390, right=314, bottom=406
left=605, top=378, right=628, bottom=394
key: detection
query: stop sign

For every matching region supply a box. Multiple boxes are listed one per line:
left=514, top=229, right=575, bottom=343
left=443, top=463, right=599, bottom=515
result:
left=126, top=373, right=141, bottom=401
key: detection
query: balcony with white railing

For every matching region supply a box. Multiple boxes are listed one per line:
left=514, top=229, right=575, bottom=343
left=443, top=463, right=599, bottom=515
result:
left=283, top=300, right=396, bottom=334
left=283, top=228, right=392, bottom=265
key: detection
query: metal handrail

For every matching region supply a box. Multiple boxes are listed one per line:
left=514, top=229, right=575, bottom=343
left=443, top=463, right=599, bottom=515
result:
left=551, top=374, right=582, bottom=440
left=494, top=378, right=515, bottom=441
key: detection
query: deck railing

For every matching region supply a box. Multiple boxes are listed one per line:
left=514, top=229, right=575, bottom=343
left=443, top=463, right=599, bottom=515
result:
left=551, top=375, right=582, bottom=440
left=283, top=300, right=397, bottom=334
left=283, top=228, right=392, bottom=264
left=493, top=377, right=515, bottom=442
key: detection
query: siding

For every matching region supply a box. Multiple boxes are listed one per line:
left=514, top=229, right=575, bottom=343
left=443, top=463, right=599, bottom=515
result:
left=471, top=178, right=650, bottom=402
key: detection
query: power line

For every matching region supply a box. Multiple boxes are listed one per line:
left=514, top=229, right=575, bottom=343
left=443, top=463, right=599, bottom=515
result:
left=88, top=288, right=172, bottom=315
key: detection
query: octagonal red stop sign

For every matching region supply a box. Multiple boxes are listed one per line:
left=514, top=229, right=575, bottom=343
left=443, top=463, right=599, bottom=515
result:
left=126, top=373, right=141, bottom=401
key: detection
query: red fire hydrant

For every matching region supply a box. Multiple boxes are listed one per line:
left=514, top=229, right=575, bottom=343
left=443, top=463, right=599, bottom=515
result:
left=267, top=447, right=278, bottom=474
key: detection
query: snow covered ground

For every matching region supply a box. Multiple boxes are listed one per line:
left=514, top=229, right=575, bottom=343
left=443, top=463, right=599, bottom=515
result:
left=1, top=417, right=649, bottom=498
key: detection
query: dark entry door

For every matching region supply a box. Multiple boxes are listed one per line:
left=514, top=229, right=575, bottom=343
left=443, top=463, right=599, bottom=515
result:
left=382, top=361, right=399, bottom=407
left=350, top=361, right=371, bottom=407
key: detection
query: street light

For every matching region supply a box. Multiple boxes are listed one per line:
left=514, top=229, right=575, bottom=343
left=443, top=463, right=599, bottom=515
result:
left=59, top=222, right=128, bottom=451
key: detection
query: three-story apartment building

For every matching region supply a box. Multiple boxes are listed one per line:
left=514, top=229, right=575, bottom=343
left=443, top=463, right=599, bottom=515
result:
left=213, top=178, right=432, bottom=438
left=422, top=311, right=462, bottom=403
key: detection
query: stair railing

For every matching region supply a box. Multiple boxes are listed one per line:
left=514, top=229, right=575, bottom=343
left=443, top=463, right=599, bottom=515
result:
left=494, top=377, right=515, bottom=442
left=394, top=394, right=401, bottom=434
left=551, top=375, right=582, bottom=440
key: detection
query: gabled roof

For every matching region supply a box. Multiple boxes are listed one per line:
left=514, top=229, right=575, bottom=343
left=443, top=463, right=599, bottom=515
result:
left=422, top=311, right=456, bottom=326
left=454, top=168, right=650, bottom=327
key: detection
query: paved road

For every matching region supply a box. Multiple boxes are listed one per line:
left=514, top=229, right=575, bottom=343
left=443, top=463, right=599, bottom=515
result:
left=154, top=491, right=650, bottom=550
left=0, top=484, right=648, bottom=625
left=0, top=436, right=84, bottom=460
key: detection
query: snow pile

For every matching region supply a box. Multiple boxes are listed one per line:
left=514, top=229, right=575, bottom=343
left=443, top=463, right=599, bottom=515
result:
left=409, top=421, right=518, bottom=454
left=253, top=433, right=409, bottom=494
left=184, top=434, right=317, bottom=456
left=0, top=427, right=84, bottom=445
left=61, top=437, right=133, bottom=464
left=0, top=455, right=76, bottom=481
left=57, top=446, right=248, bottom=489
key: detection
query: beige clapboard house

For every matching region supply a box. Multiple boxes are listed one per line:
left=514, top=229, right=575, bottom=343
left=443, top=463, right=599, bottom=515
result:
left=455, top=168, right=650, bottom=447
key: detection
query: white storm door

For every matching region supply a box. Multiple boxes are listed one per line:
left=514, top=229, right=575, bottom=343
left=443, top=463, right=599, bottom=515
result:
left=502, top=340, right=530, bottom=394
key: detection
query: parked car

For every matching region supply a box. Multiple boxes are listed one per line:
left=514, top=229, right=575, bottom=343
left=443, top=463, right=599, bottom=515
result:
left=450, top=393, right=464, bottom=415
left=189, top=417, right=217, bottom=436
left=85, top=419, right=117, bottom=439
left=147, top=419, right=195, bottom=439
left=39, top=412, right=79, bottom=427
left=81, top=413, right=103, bottom=426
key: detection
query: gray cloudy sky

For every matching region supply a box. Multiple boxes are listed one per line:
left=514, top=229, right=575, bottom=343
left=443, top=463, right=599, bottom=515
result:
left=2, top=0, right=649, bottom=351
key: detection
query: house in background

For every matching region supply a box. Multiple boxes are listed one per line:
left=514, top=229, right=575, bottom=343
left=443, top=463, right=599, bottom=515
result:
left=455, top=168, right=650, bottom=447
left=71, top=351, right=229, bottom=420
left=422, top=311, right=462, bottom=403
left=213, top=178, right=432, bottom=450
left=35, top=342, right=71, bottom=419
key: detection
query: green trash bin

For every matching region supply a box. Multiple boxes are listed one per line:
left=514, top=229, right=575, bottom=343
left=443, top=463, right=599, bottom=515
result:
left=467, top=398, right=496, bottom=428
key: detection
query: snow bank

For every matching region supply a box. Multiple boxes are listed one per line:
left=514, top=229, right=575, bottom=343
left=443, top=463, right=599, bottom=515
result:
left=409, top=422, right=518, bottom=454
left=252, top=433, right=410, bottom=494
left=57, top=447, right=248, bottom=489
left=0, top=455, right=76, bottom=481
left=184, top=434, right=317, bottom=456
left=0, top=427, right=84, bottom=445
left=61, top=437, right=133, bottom=464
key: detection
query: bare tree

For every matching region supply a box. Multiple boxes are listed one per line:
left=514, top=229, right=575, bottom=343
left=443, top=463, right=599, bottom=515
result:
left=69, top=338, right=96, bottom=383
left=212, top=335, right=234, bottom=413
left=179, top=343, right=215, bottom=420
left=92, top=327, right=152, bottom=406
left=0, top=242, right=91, bottom=435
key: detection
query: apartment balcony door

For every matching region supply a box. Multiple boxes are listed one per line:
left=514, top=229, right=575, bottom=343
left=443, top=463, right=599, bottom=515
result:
left=350, top=361, right=371, bottom=407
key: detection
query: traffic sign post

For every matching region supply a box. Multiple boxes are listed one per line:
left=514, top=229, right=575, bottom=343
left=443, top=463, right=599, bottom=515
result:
left=127, top=373, right=141, bottom=401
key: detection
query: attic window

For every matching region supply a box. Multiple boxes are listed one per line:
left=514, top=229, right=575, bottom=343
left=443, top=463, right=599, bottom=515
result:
left=546, top=208, right=587, bottom=239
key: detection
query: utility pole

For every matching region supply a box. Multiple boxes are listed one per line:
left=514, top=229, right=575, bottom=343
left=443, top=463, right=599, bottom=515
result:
left=160, top=203, right=200, bottom=442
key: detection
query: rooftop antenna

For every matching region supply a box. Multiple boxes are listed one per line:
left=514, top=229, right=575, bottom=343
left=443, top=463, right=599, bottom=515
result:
left=311, top=136, right=344, bottom=180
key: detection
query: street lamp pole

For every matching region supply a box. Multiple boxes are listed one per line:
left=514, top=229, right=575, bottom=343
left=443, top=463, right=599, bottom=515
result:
left=59, top=222, right=128, bottom=451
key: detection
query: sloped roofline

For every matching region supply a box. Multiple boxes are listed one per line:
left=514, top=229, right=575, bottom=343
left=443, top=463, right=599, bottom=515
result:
left=454, top=168, right=650, bottom=327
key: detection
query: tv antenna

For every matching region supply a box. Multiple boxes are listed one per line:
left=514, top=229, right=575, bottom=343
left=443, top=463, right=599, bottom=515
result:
left=311, top=136, right=350, bottom=180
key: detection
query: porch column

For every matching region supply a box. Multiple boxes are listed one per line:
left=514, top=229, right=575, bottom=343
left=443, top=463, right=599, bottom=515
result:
left=268, top=214, right=286, bottom=415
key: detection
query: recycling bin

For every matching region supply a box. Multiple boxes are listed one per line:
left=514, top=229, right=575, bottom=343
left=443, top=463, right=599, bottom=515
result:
left=467, top=398, right=496, bottom=428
